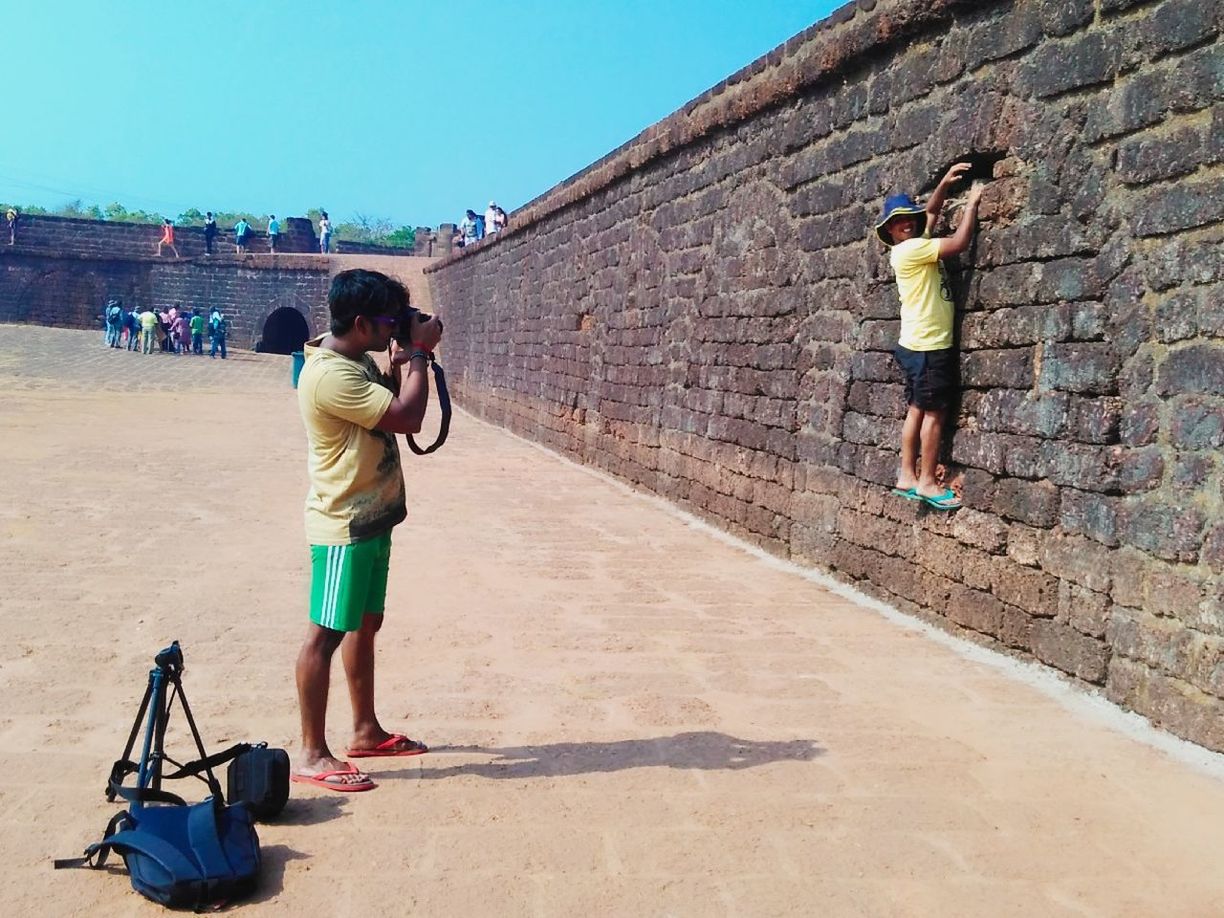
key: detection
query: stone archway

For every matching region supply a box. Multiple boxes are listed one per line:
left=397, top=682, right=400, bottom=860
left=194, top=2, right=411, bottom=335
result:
left=259, top=306, right=310, bottom=354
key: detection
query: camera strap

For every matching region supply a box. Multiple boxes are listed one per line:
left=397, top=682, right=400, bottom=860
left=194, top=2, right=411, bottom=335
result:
left=407, top=355, right=450, bottom=455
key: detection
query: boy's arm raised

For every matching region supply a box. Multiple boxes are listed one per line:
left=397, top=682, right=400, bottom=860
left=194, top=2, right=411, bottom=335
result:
left=926, top=162, right=971, bottom=228
left=937, top=183, right=984, bottom=259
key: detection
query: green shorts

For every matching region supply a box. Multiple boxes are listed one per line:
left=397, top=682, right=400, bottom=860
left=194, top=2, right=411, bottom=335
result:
left=309, top=532, right=392, bottom=632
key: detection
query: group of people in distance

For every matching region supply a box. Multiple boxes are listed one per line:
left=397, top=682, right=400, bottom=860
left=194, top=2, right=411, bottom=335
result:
left=455, top=201, right=508, bottom=248
left=102, top=299, right=230, bottom=359
left=179, top=212, right=332, bottom=256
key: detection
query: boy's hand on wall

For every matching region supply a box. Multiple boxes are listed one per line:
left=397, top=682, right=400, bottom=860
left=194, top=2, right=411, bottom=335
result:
left=968, top=182, right=985, bottom=207
left=940, top=162, right=972, bottom=187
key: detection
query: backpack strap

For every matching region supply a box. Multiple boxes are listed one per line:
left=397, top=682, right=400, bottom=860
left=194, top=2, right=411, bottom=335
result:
left=162, top=743, right=250, bottom=781
left=107, top=782, right=188, bottom=807
left=187, top=800, right=234, bottom=876
left=93, top=826, right=204, bottom=881
left=54, top=811, right=129, bottom=870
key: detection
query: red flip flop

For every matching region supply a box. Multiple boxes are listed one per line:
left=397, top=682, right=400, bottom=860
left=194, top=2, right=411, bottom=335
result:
left=290, top=765, right=376, bottom=792
left=345, top=734, right=429, bottom=758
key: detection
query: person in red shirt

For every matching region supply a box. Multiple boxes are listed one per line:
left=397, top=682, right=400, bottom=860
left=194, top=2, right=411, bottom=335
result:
left=156, top=219, right=180, bottom=258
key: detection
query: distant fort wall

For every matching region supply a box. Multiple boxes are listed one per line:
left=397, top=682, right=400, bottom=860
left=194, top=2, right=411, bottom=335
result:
left=427, top=0, right=1224, bottom=749
left=0, top=214, right=437, bottom=350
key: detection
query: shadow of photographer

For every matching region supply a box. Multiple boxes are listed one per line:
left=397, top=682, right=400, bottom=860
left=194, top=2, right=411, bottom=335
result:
left=380, top=731, right=823, bottom=781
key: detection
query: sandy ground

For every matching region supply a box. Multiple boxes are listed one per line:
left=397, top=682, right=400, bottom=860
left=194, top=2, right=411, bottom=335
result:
left=3, top=324, right=1224, bottom=918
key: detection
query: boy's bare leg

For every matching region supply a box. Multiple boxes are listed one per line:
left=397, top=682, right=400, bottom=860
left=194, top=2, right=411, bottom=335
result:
left=916, top=408, right=946, bottom=497
left=897, top=405, right=923, bottom=490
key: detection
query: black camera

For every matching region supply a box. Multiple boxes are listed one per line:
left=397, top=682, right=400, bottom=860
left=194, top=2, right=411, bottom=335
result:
left=391, top=307, right=436, bottom=349
left=154, top=640, right=184, bottom=673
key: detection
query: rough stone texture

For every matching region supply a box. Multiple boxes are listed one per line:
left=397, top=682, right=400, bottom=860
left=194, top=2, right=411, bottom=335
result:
left=0, top=216, right=440, bottom=349
left=0, top=245, right=333, bottom=350
left=427, top=0, right=1224, bottom=748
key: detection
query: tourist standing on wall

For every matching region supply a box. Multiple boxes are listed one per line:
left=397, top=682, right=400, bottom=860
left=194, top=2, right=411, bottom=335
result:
left=485, top=201, right=499, bottom=235
left=268, top=214, right=281, bottom=253
left=459, top=209, right=480, bottom=247
left=190, top=308, right=205, bottom=355
left=204, top=212, right=218, bottom=255
left=6, top=207, right=16, bottom=245
left=156, top=219, right=180, bottom=258
left=493, top=204, right=508, bottom=232
left=319, top=212, right=332, bottom=254
left=876, top=162, right=983, bottom=512
left=292, top=268, right=443, bottom=792
left=235, top=218, right=251, bottom=254
left=209, top=308, right=229, bottom=359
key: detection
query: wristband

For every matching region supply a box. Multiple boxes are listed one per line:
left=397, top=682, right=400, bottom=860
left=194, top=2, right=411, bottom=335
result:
left=409, top=349, right=431, bottom=362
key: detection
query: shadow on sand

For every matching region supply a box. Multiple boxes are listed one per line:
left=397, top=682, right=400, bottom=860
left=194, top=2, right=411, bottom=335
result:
left=379, top=731, right=823, bottom=781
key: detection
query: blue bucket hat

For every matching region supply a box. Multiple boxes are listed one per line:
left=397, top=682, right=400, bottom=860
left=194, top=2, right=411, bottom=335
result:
left=874, top=193, right=927, bottom=246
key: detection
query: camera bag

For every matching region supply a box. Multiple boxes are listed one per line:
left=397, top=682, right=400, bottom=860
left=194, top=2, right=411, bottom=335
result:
left=227, top=743, right=290, bottom=820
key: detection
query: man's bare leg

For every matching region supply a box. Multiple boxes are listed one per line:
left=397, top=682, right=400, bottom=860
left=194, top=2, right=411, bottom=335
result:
left=342, top=614, right=424, bottom=753
left=295, top=622, right=369, bottom=784
left=896, top=405, right=923, bottom=491
left=916, top=408, right=945, bottom=498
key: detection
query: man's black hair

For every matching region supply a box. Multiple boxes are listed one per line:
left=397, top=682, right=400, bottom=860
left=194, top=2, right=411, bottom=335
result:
left=328, top=269, right=410, bottom=336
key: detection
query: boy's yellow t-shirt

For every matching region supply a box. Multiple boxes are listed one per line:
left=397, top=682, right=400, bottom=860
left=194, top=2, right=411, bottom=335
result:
left=297, top=337, right=407, bottom=546
left=890, top=234, right=954, bottom=351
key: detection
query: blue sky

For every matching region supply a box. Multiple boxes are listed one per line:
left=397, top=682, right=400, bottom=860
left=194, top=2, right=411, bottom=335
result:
left=4, top=1, right=840, bottom=228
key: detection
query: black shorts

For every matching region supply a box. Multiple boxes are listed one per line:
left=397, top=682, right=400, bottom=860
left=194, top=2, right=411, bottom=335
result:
left=894, top=345, right=957, bottom=410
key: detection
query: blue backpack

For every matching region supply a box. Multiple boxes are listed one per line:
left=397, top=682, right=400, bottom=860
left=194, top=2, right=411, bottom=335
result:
left=54, top=642, right=262, bottom=909
left=59, top=798, right=261, bottom=909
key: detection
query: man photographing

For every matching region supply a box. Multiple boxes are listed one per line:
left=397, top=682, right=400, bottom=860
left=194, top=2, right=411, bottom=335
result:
left=293, top=268, right=443, bottom=792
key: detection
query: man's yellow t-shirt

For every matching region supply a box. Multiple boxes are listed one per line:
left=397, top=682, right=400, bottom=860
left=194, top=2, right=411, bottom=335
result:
left=298, top=337, right=407, bottom=546
left=139, top=311, right=158, bottom=331
left=890, top=234, right=954, bottom=351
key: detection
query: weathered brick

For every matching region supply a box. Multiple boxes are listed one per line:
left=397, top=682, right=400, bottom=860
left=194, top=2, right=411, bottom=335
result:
left=961, top=348, right=1035, bottom=389
left=1116, top=123, right=1213, bottom=186
left=1170, top=397, right=1224, bottom=449
left=950, top=508, right=1009, bottom=554
left=1156, top=343, right=1224, bottom=396
left=1153, top=288, right=1201, bottom=343
left=1058, top=581, right=1111, bottom=638
left=965, top=5, right=1042, bottom=70
left=1117, top=498, right=1208, bottom=562
left=1060, top=487, right=1120, bottom=546
left=1033, top=620, right=1110, bottom=683
left=1133, top=176, right=1224, bottom=237
left=1035, top=0, right=1094, bottom=36
left=1119, top=401, right=1161, bottom=447
left=1107, top=657, right=1224, bottom=750
left=1041, top=533, right=1112, bottom=592
left=992, top=562, right=1059, bottom=616
left=1019, top=30, right=1122, bottom=98
left=1038, top=343, right=1120, bottom=394
left=994, top=477, right=1060, bottom=527
left=1129, top=0, right=1220, bottom=61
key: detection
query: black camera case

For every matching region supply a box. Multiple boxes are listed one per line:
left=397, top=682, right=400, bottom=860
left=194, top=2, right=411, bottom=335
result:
left=227, top=743, right=289, bottom=820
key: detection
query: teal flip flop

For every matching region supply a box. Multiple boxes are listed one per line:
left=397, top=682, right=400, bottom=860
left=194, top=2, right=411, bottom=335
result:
left=919, top=488, right=962, bottom=511
left=890, top=487, right=920, bottom=501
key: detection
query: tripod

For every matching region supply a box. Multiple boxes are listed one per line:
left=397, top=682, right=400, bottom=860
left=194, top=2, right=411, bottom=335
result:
left=106, top=641, right=229, bottom=809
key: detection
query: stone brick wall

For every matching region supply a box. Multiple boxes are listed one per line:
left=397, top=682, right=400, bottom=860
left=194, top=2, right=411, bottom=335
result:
left=427, top=0, right=1224, bottom=750
left=0, top=229, right=334, bottom=348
